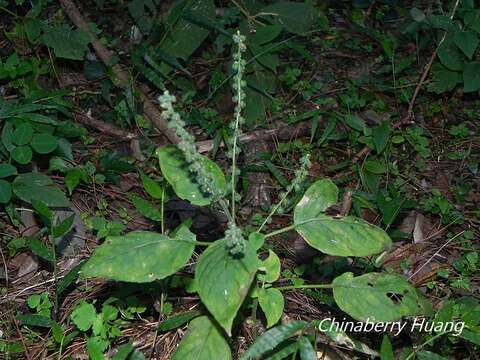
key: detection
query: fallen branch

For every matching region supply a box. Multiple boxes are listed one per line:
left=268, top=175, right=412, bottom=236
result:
left=196, top=120, right=312, bottom=153
left=73, top=111, right=136, bottom=140
left=59, top=0, right=180, bottom=144
left=73, top=111, right=144, bottom=161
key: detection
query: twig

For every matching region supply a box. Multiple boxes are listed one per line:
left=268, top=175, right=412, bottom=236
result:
left=12, top=315, right=32, bottom=360
left=402, top=0, right=461, bottom=124
left=58, top=0, right=180, bottom=144
left=408, top=230, right=464, bottom=281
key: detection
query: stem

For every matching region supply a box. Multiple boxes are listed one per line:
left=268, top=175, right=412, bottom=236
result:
left=160, top=187, right=165, bottom=234
left=258, top=187, right=292, bottom=233
left=195, top=241, right=213, bottom=247
left=0, top=6, right=18, bottom=17
left=404, top=331, right=449, bottom=360
left=50, top=234, right=58, bottom=321
left=275, top=283, right=333, bottom=291
left=219, top=198, right=234, bottom=224
left=251, top=297, right=258, bottom=323
left=264, top=224, right=296, bottom=239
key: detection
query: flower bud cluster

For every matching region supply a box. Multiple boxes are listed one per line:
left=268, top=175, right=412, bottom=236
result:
left=227, top=31, right=247, bottom=168
left=158, top=91, right=222, bottom=199
left=276, top=153, right=312, bottom=214
left=225, top=221, right=246, bottom=257
left=225, top=31, right=249, bottom=256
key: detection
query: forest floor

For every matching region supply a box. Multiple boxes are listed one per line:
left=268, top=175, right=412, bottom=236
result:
left=0, top=1, right=479, bottom=359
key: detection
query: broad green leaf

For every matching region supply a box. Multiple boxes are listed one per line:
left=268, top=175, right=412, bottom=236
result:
left=460, top=329, right=480, bottom=346
left=160, top=0, right=215, bottom=70
left=158, top=310, right=202, bottom=332
left=0, top=180, right=12, bottom=204
left=417, top=351, right=448, bottom=360
left=140, top=171, right=164, bottom=199
left=52, top=214, right=75, bottom=238
left=27, top=238, right=54, bottom=263
left=261, top=2, right=314, bottom=34
left=248, top=25, right=283, bottom=45
left=128, top=0, right=156, bottom=34
left=380, top=335, right=394, bottom=360
left=297, top=336, right=316, bottom=360
left=428, top=15, right=454, bottom=31
left=157, top=145, right=226, bottom=206
left=343, top=114, right=365, bottom=132
left=294, top=179, right=390, bottom=256
left=258, top=250, right=281, bottom=283
left=30, top=133, right=58, bottom=154
left=128, top=193, right=162, bottom=221
left=294, top=179, right=338, bottom=222
left=372, top=120, right=391, bottom=153
left=0, top=163, right=17, bottom=178
left=463, top=61, right=480, bottom=92
left=57, top=261, right=85, bottom=295
left=86, top=336, right=109, bottom=360
left=438, top=37, right=463, bottom=71
left=17, top=314, right=54, bottom=328
left=317, top=319, right=378, bottom=356
left=172, top=316, right=231, bottom=360
left=466, top=9, right=480, bottom=34
left=410, top=8, right=426, bottom=22
left=295, top=215, right=391, bottom=257
left=453, top=29, right=479, bottom=59
left=365, top=159, right=386, bottom=174
left=11, top=145, right=33, bottom=165
left=65, top=169, right=84, bottom=194
left=249, top=232, right=265, bottom=250
left=181, top=9, right=230, bottom=37
left=112, top=342, right=135, bottom=360
left=428, top=64, right=462, bottom=93
left=31, top=199, right=53, bottom=222
left=24, top=18, right=42, bottom=43
left=16, top=113, right=58, bottom=125
left=250, top=43, right=280, bottom=72
left=154, top=49, right=191, bottom=75
left=12, top=123, right=34, bottom=145
left=12, top=172, right=70, bottom=207
left=42, top=25, right=90, bottom=60
left=2, top=121, right=15, bottom=151
left=377, top=192, right=403, bottom=226
left=71, top=301, right=96, bottom=331
left=332, top=272, right=433, bottom=322
left=196, top=239, right=257, bottom=335
left=258, top=288, right=284, bottom=328
left=263, top=341, right=298, bottom=360
left=240, top=321, right=308, bottom=360
left=81, top=226, right=195, bottom=283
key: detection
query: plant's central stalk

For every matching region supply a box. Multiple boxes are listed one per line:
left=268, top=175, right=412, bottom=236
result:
left=223, top=31, right=248, bottom=257
left=229, top=31, right=247, bottom=220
